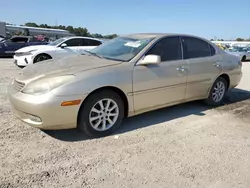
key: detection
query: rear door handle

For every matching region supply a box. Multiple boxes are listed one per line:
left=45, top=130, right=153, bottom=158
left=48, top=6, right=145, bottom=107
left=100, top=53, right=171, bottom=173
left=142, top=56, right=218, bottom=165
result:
left=176, top=66, right=187, bottom=72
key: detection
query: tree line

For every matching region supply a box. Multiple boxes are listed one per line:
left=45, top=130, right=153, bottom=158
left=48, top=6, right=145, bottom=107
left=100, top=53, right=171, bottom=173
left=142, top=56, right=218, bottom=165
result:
left=210, top=38, right=250, bottom=41
left=23, top=22, right=118, bottom=39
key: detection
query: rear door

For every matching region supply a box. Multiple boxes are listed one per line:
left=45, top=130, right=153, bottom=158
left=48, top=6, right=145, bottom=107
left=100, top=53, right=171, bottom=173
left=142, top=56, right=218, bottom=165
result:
left=181, top=36, right=222, bottom=100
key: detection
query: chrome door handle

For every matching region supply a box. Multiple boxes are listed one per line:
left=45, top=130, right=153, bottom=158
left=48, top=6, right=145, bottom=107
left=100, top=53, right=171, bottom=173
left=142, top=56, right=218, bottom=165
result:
left=176, top=66, right=186, bottom=72
left=213, top=63, right=221, bottom=67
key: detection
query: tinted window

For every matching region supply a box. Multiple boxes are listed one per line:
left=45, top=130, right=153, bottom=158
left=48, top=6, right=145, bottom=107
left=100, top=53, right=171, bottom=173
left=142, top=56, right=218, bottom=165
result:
left=182, top=37, right=210, bottom=59
left=146, top=37, right=182, bottom=61
left=64, top=38, right=83, bottom=46
left=84, top=39, right=102, bottom=46
left=10, top=37, right=28, bottom=43
left=209, top=44, right=216, bottom=56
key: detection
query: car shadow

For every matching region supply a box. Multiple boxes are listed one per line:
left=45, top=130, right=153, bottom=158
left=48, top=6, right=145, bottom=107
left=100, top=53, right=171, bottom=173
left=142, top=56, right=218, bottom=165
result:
left=43, top=88, right=250, bottom=142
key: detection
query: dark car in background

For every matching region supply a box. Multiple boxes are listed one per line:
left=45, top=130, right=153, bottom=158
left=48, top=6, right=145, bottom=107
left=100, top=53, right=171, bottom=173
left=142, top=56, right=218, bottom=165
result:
left=0, top=36, right=48, bottom=56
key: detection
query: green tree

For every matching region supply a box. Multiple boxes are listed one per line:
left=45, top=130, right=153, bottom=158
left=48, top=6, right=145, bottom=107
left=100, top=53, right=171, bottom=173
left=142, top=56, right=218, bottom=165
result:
left=236, top=38, right=244, bottom=41
left=24, top=22, right=118, bottom=39
left=25, top=22, right=39, bottom=27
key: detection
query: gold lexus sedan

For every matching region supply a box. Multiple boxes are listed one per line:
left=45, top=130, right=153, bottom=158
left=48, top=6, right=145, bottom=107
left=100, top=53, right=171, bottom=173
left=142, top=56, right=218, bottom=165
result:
left=8, top=33, right=242, bottom=137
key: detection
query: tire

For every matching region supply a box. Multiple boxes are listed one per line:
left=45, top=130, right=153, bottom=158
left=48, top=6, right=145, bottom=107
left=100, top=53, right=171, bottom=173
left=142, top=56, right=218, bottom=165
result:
left=77, top=90, right=124, bottom=137
left=33, top=54, right=52, bottom=63
left=241, top=56, right=246, bottom=62
left=204, top=77, right=228, bottom=106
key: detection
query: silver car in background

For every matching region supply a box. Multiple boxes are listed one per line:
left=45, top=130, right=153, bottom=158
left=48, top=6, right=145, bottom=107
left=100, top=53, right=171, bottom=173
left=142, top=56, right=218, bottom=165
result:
left=225, top=47, right=250, bottom=61
left=8, top=33, right=242, bottom=137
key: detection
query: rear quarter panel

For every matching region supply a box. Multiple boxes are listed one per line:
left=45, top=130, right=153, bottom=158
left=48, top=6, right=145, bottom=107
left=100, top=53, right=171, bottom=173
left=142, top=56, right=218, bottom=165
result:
left=221, top=53, right=242, bottom=88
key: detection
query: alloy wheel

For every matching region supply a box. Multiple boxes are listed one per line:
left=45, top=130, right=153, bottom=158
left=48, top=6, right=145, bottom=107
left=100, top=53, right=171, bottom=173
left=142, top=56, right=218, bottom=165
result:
left=89, top=98, right=119, bottom=131
left=212, top=81, right=225, bottom=102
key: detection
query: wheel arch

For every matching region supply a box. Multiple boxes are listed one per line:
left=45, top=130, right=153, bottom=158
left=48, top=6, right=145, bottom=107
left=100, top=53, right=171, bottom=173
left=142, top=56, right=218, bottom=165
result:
left=33, top=53, right=52, bottom=63
left=206, top=73, right=231, bottom=98
left=77, top=86, right=129, bottom=123
left=218, top=73, right=230, bottom=90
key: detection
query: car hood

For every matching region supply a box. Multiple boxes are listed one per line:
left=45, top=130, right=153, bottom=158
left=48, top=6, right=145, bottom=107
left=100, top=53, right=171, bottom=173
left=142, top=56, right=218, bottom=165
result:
left=15, top=45, right=55, bottom=53
left=16, top=54, right=123, bottom=83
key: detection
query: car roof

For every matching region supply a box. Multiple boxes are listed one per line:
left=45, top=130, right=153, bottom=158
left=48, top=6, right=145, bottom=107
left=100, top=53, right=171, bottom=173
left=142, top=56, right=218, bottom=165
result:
left=122, top=33, right=209, bottom=41
left=64, top=36, right=104, bottom=42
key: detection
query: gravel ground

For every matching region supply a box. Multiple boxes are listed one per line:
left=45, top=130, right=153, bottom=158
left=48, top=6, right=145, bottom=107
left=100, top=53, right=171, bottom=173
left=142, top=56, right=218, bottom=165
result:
left=0, top=59, right=250, bottom=188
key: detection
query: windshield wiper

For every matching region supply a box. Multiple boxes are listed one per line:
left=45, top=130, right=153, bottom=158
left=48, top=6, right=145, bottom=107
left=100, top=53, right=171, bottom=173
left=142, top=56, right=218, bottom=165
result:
left=83, top=50, right=104, bottom=59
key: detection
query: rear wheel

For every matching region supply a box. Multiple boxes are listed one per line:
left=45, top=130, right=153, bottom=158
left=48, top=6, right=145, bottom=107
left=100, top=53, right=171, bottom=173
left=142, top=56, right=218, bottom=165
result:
left=204, top=77, right=228, bottom=106
left=241, top=56, right=246, bottom=62
left=34, top=54, right=52, bottom=63
left=77, top=90, right=124, bottom=137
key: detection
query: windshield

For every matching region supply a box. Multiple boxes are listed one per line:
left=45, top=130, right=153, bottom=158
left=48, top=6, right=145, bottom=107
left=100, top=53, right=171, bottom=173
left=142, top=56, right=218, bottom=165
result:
left=48, top=38, right=66, bottom=46
left=89, top=36, right=155, bottom=61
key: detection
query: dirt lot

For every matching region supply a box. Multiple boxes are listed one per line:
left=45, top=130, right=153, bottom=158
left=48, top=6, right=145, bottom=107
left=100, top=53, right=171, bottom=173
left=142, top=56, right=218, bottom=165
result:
left=0, top=59, right=250, bottom=188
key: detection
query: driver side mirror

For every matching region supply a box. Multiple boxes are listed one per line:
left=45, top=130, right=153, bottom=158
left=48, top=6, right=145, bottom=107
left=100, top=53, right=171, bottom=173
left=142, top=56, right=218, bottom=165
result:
left=60, top=43, right=67, bottom=48
left=137, top=55, right=161, bottom=66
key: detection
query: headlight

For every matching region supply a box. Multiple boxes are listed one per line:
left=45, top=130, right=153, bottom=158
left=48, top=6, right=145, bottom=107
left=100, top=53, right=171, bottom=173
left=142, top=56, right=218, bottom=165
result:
left=22, top=75, right=75, bottom=95
left=18, top=50, right=37, bottom=56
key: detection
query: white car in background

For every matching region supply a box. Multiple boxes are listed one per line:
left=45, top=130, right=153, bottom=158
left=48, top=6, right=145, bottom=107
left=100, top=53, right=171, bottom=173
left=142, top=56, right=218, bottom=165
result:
left=225, top=47, right=250, bottom=62
left=13, top=36, right=104, bottom=67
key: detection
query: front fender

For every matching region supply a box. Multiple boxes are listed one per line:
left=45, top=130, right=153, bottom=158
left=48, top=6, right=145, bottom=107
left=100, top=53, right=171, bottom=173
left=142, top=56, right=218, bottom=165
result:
left=51, top=65, right=133, bottom=97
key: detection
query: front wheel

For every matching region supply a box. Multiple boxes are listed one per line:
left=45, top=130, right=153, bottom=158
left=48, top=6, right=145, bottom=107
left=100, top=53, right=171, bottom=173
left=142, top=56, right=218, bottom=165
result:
left=204, top=77, right=228, bottom=106
left=77, top=90, right=124, bottom=137
left=33, top=54, right=51, bottom=63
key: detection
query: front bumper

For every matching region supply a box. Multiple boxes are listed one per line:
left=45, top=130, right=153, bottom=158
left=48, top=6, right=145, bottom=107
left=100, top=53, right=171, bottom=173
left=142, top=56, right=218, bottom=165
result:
left=13, top=55, right=33, bottom=67
left=7, top=84, right=88, bottom=130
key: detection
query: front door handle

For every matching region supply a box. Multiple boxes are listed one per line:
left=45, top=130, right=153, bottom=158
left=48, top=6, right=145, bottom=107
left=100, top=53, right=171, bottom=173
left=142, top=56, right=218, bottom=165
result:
left=176, top=66, right=186, bottom=72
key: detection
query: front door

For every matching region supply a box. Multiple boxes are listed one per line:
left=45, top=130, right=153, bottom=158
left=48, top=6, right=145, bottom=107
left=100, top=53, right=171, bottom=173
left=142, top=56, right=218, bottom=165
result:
left=181, top=36, right=222, bottom=100
left=133, top=36, right=188, bottom=112
left=55, top=38, right=85, bottom=58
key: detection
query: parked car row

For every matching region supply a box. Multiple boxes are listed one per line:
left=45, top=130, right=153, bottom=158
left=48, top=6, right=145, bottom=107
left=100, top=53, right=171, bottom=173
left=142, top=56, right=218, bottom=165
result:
left=13, top=36, right=104, bottom=67
left=225, top=47, right=250, bottom=61
left=0, top=36, right=48, bottom=56
left=7, top=33, right=243, bottom=137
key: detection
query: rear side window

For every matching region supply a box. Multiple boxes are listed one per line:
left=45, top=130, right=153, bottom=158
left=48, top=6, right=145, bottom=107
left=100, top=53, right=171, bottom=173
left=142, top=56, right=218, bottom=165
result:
left=64, top=38, right=83, bottom=46
left=146, top=36, right=182, bottom=61
left=209, top=44, right=216, bottom=56
left=83, top=39, right=102, bottom=46
left=182, top=37, right=211, bottom=59
left=10, top=37, right=28, bottom=43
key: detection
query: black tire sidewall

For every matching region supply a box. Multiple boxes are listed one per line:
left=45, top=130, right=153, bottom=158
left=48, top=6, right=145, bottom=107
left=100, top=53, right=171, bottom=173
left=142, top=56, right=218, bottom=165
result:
left=78, top=90, right=124, bottom=137
left=242, top=56, right=246, bottom=62
left=207, top=77, right=228, bottom=106
left=34, top=54, right=50, bottom=63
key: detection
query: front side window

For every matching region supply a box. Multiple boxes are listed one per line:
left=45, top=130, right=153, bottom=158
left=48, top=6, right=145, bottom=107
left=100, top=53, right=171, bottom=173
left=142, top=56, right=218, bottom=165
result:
left=145, top=36, right=182, bottom=61
left=48, top=38, right=66, bottom=46
left=90, top=36, right=155, bottom=61
left=182, top=37, right=211, bottom=59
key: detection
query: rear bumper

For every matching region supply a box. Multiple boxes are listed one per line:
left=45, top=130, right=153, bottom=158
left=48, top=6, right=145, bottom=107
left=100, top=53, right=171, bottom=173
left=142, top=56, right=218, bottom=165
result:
left=7, top=84, right=88, bottom=130
left=229, top=72, right=242, bottom=89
